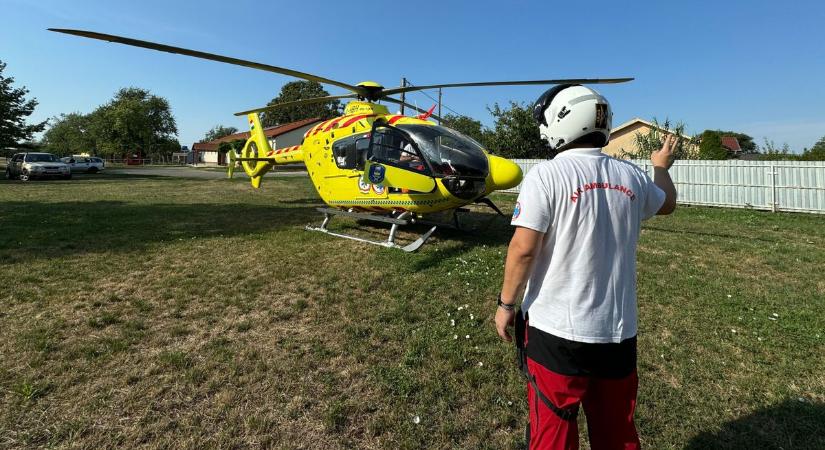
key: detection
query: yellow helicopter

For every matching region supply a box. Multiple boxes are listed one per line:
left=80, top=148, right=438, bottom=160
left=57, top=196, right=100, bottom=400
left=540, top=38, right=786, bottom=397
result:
left=50, top=28, right=633, bottom=251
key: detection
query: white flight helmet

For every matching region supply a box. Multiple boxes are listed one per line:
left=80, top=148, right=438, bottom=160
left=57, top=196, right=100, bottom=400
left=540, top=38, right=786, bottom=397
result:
left=532, top=84, right=612, bottom=151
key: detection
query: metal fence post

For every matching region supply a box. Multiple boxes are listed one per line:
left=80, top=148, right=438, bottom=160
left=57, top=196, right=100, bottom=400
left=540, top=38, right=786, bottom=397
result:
left=770, top=165, right=777, bottom=213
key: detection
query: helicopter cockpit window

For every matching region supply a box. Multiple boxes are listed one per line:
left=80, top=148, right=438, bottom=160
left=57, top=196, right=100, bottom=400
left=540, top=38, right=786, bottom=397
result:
left=397, top=124, right=489, bottom=178
left=368, top=126, right=430, bottom=174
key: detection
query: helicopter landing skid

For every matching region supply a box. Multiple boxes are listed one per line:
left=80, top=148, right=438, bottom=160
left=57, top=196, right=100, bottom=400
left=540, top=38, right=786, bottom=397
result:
left=306, top=208, right=437, bottom=252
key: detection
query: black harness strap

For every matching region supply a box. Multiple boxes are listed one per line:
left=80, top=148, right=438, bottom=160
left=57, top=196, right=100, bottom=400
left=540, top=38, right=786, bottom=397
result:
left=515, top=310, right=579, bottom=422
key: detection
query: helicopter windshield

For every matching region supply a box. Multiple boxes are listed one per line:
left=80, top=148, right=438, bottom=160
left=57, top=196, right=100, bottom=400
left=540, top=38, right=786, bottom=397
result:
left=396, top=125, right=488, bottom=178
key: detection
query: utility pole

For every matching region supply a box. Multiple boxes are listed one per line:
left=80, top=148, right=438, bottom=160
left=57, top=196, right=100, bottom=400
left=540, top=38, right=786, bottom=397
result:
left=399, top=77, right=407, bottom=115
left=438, top=88, right=442, bottom=125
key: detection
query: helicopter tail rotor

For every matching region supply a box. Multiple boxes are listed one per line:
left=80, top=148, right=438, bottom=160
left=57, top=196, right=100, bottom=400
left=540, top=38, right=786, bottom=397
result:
left=240, top=113, right=273, bottom=188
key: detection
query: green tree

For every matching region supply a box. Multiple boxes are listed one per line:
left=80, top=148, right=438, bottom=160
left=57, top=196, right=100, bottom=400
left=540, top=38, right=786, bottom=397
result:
left=483, top=102, right=545, bottom=158
left=88, top=87, right=178, bottom=158
left=757, top=138, right=798, bottom=161
left=217, top=139, right=246, bottom=155
left=800, top=136, right=825, bottom=161
left=42, top=112, right=95, bottom=155
left=0, top=60, right=47, bottom=150
left=260, top=81, right=341, bottom=127
left=442, top=113, right=486, bottom=144
left=203, top=125, right=238, bottom=142
left=697, top=130, right=729, bottom=160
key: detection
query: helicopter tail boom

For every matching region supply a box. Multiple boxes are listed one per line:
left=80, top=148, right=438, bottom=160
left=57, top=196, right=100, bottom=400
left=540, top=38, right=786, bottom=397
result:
left=235, top=113, right=305, bottom=188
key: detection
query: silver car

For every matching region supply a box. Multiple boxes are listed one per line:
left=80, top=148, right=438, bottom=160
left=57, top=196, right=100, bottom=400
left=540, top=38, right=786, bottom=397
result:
left=61, top=156, right=105, bottom=173
left=5, top=152, right=72, bottom=181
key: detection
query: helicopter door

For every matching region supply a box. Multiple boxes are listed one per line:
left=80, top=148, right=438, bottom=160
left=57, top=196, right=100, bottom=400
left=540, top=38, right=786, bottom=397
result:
left=363, top=124, right=436, bottom=193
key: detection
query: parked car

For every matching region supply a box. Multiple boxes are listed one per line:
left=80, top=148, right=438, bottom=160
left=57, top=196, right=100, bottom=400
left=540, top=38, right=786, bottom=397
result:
left=60, top=156, right=105, bottom=173
left=5, top=152, right=71, bottom=181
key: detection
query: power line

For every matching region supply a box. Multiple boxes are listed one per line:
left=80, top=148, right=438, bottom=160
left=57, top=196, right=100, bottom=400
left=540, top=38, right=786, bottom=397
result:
left=403, top=79, right=470, bottom=119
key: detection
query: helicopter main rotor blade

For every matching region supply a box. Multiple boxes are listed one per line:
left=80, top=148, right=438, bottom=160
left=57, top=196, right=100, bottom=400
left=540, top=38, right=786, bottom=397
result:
left=381, top=78, right=634, bottom=97
left=382, top=97, right=446, bottom=123
left=48, top=28, right=363, bottom=94
left=234, top=94, right=359, bottom=116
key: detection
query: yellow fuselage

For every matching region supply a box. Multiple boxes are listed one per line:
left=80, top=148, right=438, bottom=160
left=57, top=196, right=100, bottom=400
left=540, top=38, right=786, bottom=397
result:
left=242, top=101, right=522, bottom=215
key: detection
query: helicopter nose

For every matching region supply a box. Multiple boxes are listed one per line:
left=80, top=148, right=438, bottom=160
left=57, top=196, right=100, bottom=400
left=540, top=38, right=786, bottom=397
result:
left=486, top=155, right=523, bottom=191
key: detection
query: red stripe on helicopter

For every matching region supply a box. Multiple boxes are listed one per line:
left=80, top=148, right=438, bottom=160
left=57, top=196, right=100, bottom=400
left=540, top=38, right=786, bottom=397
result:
left=323, top=117, right=345, bottom=131
left=307, top=123, right=325, bottom=136
left=340, top=114, right=376, bottom=128
left=313, top=119, right=336, bottom=135
left=267, top=150, right=275, bottom=156
left=388, top=115, right=405, bottom=124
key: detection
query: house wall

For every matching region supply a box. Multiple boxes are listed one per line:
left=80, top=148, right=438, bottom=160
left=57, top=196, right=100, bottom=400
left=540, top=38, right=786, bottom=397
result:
left=603, top=122, right=652, bottom=157
left=269, top=124, right=318, bottom=149
left=201, top=151, right=219, bottom=164
left=604, top=122, right=699, bottom=159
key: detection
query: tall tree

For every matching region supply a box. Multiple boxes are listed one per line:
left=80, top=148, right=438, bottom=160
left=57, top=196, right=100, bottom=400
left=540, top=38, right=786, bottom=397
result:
left=42, top=112, right=95, bottom=155
left=697, top=130, right=729, bottom=160
left=260, top=81, right=340, bottom=127
left=483, top=102, right=546, bottom=159
left=203, top=125, right=238, bottom=142
left=88, top=87, right=178, bottom=158
left=0, top=60, right=47, bottom=150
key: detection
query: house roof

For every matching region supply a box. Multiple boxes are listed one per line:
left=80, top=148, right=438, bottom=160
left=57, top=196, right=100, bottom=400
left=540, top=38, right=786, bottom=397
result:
left=721, top=136, right=742, bottom=152
left=192, top=117, right=322, bottom=152
left=610, top=117, right=693, bottom=140
left=192, top=142, right=219, bottom=151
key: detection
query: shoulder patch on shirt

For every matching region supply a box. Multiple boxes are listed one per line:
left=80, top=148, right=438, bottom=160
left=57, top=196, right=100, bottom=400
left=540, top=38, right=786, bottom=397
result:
left=512, top=201, right=521, bottom=219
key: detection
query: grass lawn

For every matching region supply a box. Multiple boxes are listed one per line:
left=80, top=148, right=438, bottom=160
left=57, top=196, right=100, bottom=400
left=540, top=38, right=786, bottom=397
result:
left=0, top=174, right=822, bottom=449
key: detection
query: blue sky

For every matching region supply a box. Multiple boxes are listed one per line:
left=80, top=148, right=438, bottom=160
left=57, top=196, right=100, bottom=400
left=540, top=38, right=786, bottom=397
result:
left=2, top=0, right=824, bottom=151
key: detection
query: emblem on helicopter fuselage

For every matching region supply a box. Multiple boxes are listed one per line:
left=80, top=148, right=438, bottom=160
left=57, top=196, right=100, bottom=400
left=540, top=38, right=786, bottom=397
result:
left=368, top=164, right=385, bottom=184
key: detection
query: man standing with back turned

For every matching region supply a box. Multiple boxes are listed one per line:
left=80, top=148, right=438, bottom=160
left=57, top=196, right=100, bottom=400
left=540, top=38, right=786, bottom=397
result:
left=494, top=85, right=677, bottom=450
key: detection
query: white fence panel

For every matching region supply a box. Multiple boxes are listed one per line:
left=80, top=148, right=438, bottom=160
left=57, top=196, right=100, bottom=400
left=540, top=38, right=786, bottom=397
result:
left=505, top=159, right=825, bottom=214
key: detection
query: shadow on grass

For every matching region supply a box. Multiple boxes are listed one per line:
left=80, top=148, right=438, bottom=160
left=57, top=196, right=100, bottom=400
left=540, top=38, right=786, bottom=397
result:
left=0, top=200, right=317, bottom=264
left=409, top=210, right=513, bottom=270
left=0, top=173, right=166, bottom=185
left=685, top=399, right=824, bottom=450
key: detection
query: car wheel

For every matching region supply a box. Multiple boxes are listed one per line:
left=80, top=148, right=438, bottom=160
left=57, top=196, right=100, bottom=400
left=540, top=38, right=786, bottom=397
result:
left=88, top=167, right=98, bottom=174
left=63, top=174, right=72, bottom=180
left=20, top=170, right=29, bottom=182
left=4, top=169, right=11, bottom=180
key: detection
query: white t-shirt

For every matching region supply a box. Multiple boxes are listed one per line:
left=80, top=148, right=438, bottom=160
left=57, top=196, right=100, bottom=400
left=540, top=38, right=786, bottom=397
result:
left=511, top=148, right=665, bottom=344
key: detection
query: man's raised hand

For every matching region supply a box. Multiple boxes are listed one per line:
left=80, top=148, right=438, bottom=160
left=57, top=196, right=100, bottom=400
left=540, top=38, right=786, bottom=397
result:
left=651, top=135, right=677, bottom=169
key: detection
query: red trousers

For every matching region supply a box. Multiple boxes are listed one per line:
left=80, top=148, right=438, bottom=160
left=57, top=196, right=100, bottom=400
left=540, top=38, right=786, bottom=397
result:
left=527, top=357, right=640, bottom=450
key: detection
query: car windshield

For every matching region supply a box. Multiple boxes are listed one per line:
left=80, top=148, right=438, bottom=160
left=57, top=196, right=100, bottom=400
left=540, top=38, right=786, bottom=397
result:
left=397, top=124, right=488, bottom=177
left=25, top=154, right=59, bottom=162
